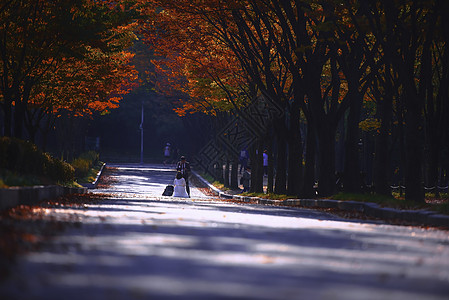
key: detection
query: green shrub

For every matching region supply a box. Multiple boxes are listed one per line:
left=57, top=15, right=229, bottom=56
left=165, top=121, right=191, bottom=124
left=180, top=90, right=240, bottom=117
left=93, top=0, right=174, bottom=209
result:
left=21, top=140, right=44, bottom=175
left=52, top=158, right=75, bottom=183
left=78, top=151, right=99, bottom=167
left=0, top=137, right=74, bottom=184
left=0, top=137, right=41, bottom=174
left=71, top=158, right=90, bottom=179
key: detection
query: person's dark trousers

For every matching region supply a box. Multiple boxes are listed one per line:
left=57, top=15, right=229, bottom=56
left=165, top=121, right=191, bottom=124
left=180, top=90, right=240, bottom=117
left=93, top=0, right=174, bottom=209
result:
left=239, top=159, right=247, bottom=173
left=184, top=175, right=190, bottom=196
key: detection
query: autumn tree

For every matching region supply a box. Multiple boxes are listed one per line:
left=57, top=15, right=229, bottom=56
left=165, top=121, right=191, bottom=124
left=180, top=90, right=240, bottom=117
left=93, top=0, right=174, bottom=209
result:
left=141, top=1, right=305, bottom=194
left=140, top=0, right=350, bottom=196
left=354, top=0, right=449, bottom=203
left=139, top=0, right=449, bottom=202
left=0, top=0, right=139, bottom=143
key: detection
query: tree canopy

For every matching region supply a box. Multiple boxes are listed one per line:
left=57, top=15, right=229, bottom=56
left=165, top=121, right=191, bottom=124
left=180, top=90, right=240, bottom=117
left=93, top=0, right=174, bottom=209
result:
left=0, top=0, right=139, bottom=141
left=139, top=0, right=449, bottom=202
left=1, top=0, right=448, bottom=203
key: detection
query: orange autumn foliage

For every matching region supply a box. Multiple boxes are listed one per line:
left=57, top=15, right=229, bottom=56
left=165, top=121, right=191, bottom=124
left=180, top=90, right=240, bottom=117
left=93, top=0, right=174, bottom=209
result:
left=0, top=0, right=140, bottom=139
left=31, top=48, right=139, bottom=117
left=139, top=0, right=249, bottom=116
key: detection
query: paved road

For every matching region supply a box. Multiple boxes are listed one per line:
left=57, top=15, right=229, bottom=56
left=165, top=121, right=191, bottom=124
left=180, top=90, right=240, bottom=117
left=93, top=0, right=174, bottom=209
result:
left=1, top=164, right=449, bottom=300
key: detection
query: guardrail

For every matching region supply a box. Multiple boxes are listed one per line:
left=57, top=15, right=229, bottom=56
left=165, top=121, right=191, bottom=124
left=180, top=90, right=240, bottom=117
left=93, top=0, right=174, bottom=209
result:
left=0, top=185, right=87, bottom=211
left=390, top=185, right=449, bottom=193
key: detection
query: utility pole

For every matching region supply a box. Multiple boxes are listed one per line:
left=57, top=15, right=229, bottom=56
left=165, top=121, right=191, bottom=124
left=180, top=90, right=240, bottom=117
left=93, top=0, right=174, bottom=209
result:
left=140, top=101, right=144, bottom=165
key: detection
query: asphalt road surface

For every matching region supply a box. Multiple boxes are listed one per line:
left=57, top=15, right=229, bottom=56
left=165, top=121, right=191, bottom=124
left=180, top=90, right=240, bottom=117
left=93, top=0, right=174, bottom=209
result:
left=1, top=164, right=448, bottom=300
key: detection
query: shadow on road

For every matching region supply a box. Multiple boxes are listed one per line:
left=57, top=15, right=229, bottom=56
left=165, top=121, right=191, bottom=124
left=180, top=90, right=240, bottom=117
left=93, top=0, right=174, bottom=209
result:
left=1, top=163, right=448, bottom=300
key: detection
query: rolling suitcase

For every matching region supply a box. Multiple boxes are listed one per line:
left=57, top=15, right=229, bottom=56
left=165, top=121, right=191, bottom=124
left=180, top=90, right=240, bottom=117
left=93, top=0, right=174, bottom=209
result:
left=162, top=185, right=174, bottom=196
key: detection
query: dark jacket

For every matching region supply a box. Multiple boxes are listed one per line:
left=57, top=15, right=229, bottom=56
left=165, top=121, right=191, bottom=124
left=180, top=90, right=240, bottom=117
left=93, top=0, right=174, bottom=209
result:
left=176, top=161, right=191, bottom=177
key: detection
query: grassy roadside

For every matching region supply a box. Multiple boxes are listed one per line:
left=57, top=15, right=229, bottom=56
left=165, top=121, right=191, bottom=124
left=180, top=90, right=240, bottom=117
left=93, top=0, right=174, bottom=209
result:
left=0, top=169, right=79, bottom=188
left=199, top=171, right=449, bottom=216
left=0, top=162, right=104, bottom=189
left=331, top=192, right=449, bottom=215
left=198, top=172, right=235, bottom=192
left=75, top=161, right=104, bottom=186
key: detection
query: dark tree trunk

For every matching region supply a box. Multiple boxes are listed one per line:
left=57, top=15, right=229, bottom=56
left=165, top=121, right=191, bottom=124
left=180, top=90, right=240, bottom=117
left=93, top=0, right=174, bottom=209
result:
left=374, top=88, right=393, bottom=196
left=397, top=96, right=406, bottom=196
left=224, top=159, right=230, bottom=188
left=343, top=90, right=362, bottom=193
left=13, top=102, right=25, bottom=139
left=427, top=144, right=440, bottom=197
left=266, top=130, right=274, bottom=193
left=41, top=114, right=56, bottom=152
left=214, top=161, right=223, bottom=183
left=2, top=103, right=12, bottom=137
left=302, top=121, right=316, bottom=198
left=287, top=101, right=303, bottom=196
left=317, top=120, right=336, bottom=197
left=250, top=140, right=264, bottom=193
left=404, top=92, right=424, bottom=203
left=231, top=159, right=239, bottom=189
left=274, top=120, right=287, bottom=195
left=424, top=7, right=449, bottom=198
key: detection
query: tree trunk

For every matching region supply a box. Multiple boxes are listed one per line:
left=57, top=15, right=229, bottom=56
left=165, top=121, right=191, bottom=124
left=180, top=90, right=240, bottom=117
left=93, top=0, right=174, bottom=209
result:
left=427, top=143, right=440, bottom=197
left=2, top=103, right=12, bottom=137
left=214, top=161, right=223, bottom=183
left=317, top=121, right=336, bottom=197
left=343, top=90, right=362, bottom=193
left=404, top=92, right=424, bottom=203
left=266, top=131, right=274, bottom=193
left=287, top=101, right=303, bottom=196
left=224, top=159, right=230, bottom=188
left=274, top=120, right=287, bottom=195
left=13, top=101, right=25, bottom=139
left=302, top=121, right=316, bottom=197
left=230, top=159, right=239, bottom=189
left=396, top=96, right=406, bottom=196
left=374, top=92, right=393, bottom=196
left=250, top=141, right=264, bottom=193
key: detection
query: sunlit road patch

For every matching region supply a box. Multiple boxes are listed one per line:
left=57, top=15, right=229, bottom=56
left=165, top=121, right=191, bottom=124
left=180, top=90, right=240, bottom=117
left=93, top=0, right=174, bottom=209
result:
left=1, top=164, right=448, bottom=300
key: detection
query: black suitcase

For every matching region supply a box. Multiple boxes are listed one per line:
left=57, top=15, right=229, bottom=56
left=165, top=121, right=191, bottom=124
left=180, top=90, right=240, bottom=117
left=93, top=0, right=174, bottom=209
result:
left=162, top=185, right=174, bottom=196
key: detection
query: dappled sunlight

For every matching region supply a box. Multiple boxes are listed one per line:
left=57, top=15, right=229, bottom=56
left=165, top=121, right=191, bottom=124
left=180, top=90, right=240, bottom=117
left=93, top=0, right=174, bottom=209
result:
left=25, top=196, right=449, bottom=295
left=15, top=212, right=449, bottom=299
left=2, top=164, right=448, bottom=300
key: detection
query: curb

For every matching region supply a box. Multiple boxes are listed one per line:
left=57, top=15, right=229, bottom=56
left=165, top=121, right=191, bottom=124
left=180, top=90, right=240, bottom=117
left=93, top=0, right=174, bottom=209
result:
left=192, top=171, right=449, bottom=228
left=1, top=163, right=104, bottom=211
left=81, top=163, right=106, bottom=189
left=0, top=185, right=87, bottom=211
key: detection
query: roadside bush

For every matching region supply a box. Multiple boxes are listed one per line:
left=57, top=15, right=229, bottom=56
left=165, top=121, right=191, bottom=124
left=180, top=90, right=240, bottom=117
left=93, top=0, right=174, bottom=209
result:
left=20, top=140, right=44, bottom=175
left=78, top=151, right=99, bottom=167
left=71, top=158, right=90, bottom=179
left=0, top=137, right=74, bottom=184
left=51, top=158, right=75, bottom=183
left=0, top=137, right=42, bottom=174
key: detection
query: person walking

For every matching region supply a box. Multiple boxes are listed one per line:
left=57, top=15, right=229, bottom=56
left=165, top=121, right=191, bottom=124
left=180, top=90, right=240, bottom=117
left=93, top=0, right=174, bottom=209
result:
left=239, top=147, right=249, bottom=174
left=241, top=166, right=251, bottom=193
left=263, top=150, right=268, bottom=176
left=176, top=156, right=191, bottom=196
left=173, top=172, right=189, bottom=197
left=163, top=143, right=171, bottom=165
